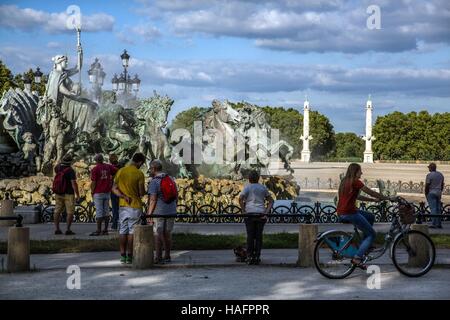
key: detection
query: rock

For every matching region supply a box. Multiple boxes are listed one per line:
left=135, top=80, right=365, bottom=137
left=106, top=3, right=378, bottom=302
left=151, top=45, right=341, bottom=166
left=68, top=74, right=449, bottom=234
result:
left=5, top=180, right=20, bottom=192
left=20, top=181, right=39, bottom=193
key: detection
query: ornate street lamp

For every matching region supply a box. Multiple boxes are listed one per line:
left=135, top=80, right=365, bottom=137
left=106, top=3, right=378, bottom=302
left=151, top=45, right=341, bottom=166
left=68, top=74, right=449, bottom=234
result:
left=121, top=49, right=130, bottom=68
left=118, top=73, right=126, bottom=91
left=132, top=74, right=141, bottom=95
left=112, top=74, right=119, bottom=92
left=87, top=58, right=107, bottom=103
left=23, top=75, right=32, bottom=92
left=34, top=67, right=43, bottom=84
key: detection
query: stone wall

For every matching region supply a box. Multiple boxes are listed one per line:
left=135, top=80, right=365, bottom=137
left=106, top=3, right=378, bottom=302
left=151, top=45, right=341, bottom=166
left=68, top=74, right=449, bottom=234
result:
left=0, top=163, right=299, bottom=208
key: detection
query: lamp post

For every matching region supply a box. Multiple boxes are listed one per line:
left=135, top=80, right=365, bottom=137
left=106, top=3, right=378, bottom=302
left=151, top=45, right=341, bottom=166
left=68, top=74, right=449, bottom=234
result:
left=34, top=67, right=43, bottom=84
left=112, top=50, right=139, bottom=108
left=33, top=67, right=44, bottom=96
left=132, top=74, right=141, bottom=97
left=87, top=58, right=106, bottom=103
left=23, top=75, right=32, bottom=93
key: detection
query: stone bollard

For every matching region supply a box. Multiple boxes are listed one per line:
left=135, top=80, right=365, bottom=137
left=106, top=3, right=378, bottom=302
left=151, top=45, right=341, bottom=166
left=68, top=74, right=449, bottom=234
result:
left=7, top=227, right=30, bottom=272
left=0, top=199, right=15, bottom=227
left=408, top=224, right=430, bottom=268
left=133, top=225, right=154, bottom=269
left=297, top=224, right=318, bottom=267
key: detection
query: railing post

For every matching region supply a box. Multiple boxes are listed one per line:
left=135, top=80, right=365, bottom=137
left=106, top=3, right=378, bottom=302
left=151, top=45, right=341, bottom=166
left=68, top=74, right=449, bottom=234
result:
left=297, top=223, right=318, bottom=267
left=133, top=224, right=154, bottom=269
left=0, top=199, right=15, bottom=227
left=314, top=202, right=321, bottom=223
left=417, top=201, right=426, bottom=224
left=7, top=224, right=30, bottom=272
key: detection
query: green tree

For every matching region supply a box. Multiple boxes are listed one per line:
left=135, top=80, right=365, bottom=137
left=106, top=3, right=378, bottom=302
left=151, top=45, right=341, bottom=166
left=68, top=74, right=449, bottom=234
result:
left=0, top=60, right=14, bottom=95
left=170, top=106, right=208, bottom=134
left=373, top=111, right=450, bottom=160
left=334, top=132, right=364, bottom=159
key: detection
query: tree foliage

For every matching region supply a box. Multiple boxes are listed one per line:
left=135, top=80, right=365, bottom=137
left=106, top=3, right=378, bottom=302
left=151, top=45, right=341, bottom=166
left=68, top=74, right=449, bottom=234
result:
left=333, top=132, right=364, bottom=159
left=373, top=111, right=450, bottom=160
left=0, top=61, right=46, bottom=96
left=170, top=106, right=208, bottom=134
left=0, top=60, right=14, bottom=95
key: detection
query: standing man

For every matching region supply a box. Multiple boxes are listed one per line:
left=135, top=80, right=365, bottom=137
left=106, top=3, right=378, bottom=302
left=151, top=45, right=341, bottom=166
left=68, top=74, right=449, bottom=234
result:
left=112, top=153, right=146, bottom=264
left=239, top=170, right=274, bottom=265
left=109, top=154, right=120, bottom=231
left=147, top=160, right=178, bottom=264
left=425, top=163, right=445, bottom=229
left=90, top=154, right=117, bottom=236
left=52, top=154, right=79, bottom=235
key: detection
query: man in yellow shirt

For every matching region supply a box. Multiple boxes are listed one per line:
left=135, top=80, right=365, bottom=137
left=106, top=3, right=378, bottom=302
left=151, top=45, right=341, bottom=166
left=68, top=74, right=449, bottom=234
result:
left=112, top=153, right=146, bottom=264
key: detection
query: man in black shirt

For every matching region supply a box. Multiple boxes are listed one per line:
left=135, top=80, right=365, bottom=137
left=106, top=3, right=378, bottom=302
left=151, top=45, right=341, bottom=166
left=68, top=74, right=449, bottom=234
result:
left=53, top=154, right=80, bottom=235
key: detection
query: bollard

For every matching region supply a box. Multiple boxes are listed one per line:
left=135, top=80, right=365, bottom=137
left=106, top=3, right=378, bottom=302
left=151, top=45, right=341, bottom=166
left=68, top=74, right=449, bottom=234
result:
left=408, top=224, right=430, bottom=268
left=297, top=224, right=318, bottom=267
left=7, top=227, right=30, bottom=272
left=0, top=200, right=15, bottom=227
left=133, top=225, right=154, bottom=269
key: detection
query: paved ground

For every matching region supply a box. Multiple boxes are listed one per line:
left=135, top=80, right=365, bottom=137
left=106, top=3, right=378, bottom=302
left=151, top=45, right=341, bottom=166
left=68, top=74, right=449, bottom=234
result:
left=1, top=259, right=449, bottom=299
left=1, top=222, right=449, bottom=241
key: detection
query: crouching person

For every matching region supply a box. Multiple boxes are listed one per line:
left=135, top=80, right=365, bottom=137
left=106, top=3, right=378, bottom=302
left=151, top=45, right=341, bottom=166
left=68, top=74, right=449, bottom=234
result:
left=112, top=153, right=146, bottom=264
left=239, top=170, right=274, bottom=265
left=147, top=160, right=178, bottom=264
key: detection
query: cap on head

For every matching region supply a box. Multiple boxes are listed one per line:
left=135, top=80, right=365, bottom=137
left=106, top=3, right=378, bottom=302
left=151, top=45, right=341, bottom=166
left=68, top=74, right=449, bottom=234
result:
left=94, top=154, right=104, bottom=163
left=428, top=163, right=437, bottom=171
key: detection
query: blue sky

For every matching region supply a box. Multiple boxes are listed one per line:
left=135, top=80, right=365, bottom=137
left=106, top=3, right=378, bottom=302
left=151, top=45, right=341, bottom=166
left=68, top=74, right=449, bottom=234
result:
left=0, top=0, right=449, bottom=134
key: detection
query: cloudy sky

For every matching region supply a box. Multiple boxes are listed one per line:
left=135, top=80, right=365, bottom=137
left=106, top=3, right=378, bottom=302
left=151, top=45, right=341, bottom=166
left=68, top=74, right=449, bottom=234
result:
left=0, top=0, right=449, bottom=133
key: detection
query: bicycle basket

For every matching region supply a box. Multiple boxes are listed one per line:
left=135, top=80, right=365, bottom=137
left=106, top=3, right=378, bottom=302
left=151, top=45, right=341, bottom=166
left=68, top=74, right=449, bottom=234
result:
left=398, top=203, right=415, bottom=224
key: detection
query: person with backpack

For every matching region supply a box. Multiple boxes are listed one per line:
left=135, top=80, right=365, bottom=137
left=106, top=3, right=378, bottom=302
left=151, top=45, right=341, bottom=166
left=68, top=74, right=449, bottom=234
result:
left=147, top=159, right=178, bottom=264
left=52, top=154, right=79, bottom=235
left=90, top=154, right=118, bottom=236
left=112, top=153, right=146, bottom=264
left=239, top=170, right=274, bottom=265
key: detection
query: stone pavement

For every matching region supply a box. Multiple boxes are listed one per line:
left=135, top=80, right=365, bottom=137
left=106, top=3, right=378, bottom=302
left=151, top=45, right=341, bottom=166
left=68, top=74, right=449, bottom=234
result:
left=1, top=222, right=449, bottom=241
left=1, top=249, right=450, bottom=271
left=1, top=257, right=450, bottom=299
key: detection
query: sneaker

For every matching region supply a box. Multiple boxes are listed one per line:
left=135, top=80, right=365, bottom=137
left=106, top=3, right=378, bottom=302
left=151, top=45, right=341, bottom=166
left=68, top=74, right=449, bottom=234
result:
left=65, top=230, right=75, bottom=235
left=246, top=257, right=255, bottom=265
left=55, top=230, right=63, bottom=235
left=120, top=256, right=127, bottom=264
left=254, top=258, right=261, bottom=265
left=163, top=257, right=171, bottom=263
left=126, top=256, right=133, bottom=264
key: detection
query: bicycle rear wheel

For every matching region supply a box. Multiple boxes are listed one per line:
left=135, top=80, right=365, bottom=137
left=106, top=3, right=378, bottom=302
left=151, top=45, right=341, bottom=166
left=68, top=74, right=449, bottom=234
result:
left=314, top=231, right=356, bottom=279
left=392, top=230, right=435, bottom=277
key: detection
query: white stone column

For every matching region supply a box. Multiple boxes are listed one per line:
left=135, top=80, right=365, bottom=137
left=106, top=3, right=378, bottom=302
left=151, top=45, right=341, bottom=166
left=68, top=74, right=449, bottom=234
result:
left=300, top=98, right=312, bottom=163
left=363, top=95, right=374, bottom=163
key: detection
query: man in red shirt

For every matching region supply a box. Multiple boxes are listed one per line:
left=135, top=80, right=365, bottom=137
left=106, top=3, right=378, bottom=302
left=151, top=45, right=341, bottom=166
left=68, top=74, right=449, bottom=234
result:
left=90, top=154, right=118, bottom=236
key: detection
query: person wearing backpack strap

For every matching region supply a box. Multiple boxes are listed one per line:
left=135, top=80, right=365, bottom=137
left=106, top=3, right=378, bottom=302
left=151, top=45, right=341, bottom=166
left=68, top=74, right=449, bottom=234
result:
left=147, top=159, right=178, bottom=264
left=52, top=154, right=80, bottom=235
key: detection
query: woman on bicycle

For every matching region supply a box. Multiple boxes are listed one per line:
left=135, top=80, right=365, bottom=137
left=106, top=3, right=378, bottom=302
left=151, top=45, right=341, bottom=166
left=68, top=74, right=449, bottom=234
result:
left=337, top=163, right=393, bottom=267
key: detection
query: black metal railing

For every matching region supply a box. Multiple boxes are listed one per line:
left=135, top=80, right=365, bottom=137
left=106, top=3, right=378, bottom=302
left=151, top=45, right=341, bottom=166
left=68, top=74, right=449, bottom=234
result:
left=0, top=215, right=23, bottom=227
left=38, top=201, right=450, bottom=224
left=298, top=177, right=450, bottom=195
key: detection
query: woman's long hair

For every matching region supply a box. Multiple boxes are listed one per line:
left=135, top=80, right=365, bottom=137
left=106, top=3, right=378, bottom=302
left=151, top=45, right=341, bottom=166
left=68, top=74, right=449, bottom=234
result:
left=338, top=163, right=361, bottom=196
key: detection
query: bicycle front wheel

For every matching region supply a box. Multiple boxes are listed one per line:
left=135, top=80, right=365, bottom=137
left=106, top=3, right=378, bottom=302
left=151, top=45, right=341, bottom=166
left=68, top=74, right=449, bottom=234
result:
left=392, top=230, right=435, bottom=277
left=314, top=231, right=356, bottom=279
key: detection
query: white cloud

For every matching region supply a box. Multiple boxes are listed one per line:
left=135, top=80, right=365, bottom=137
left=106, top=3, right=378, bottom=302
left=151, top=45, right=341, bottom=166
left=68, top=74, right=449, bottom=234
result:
left=0, top=5, right=114, bottom=33
left=136, top=0, right=450, bottom=53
